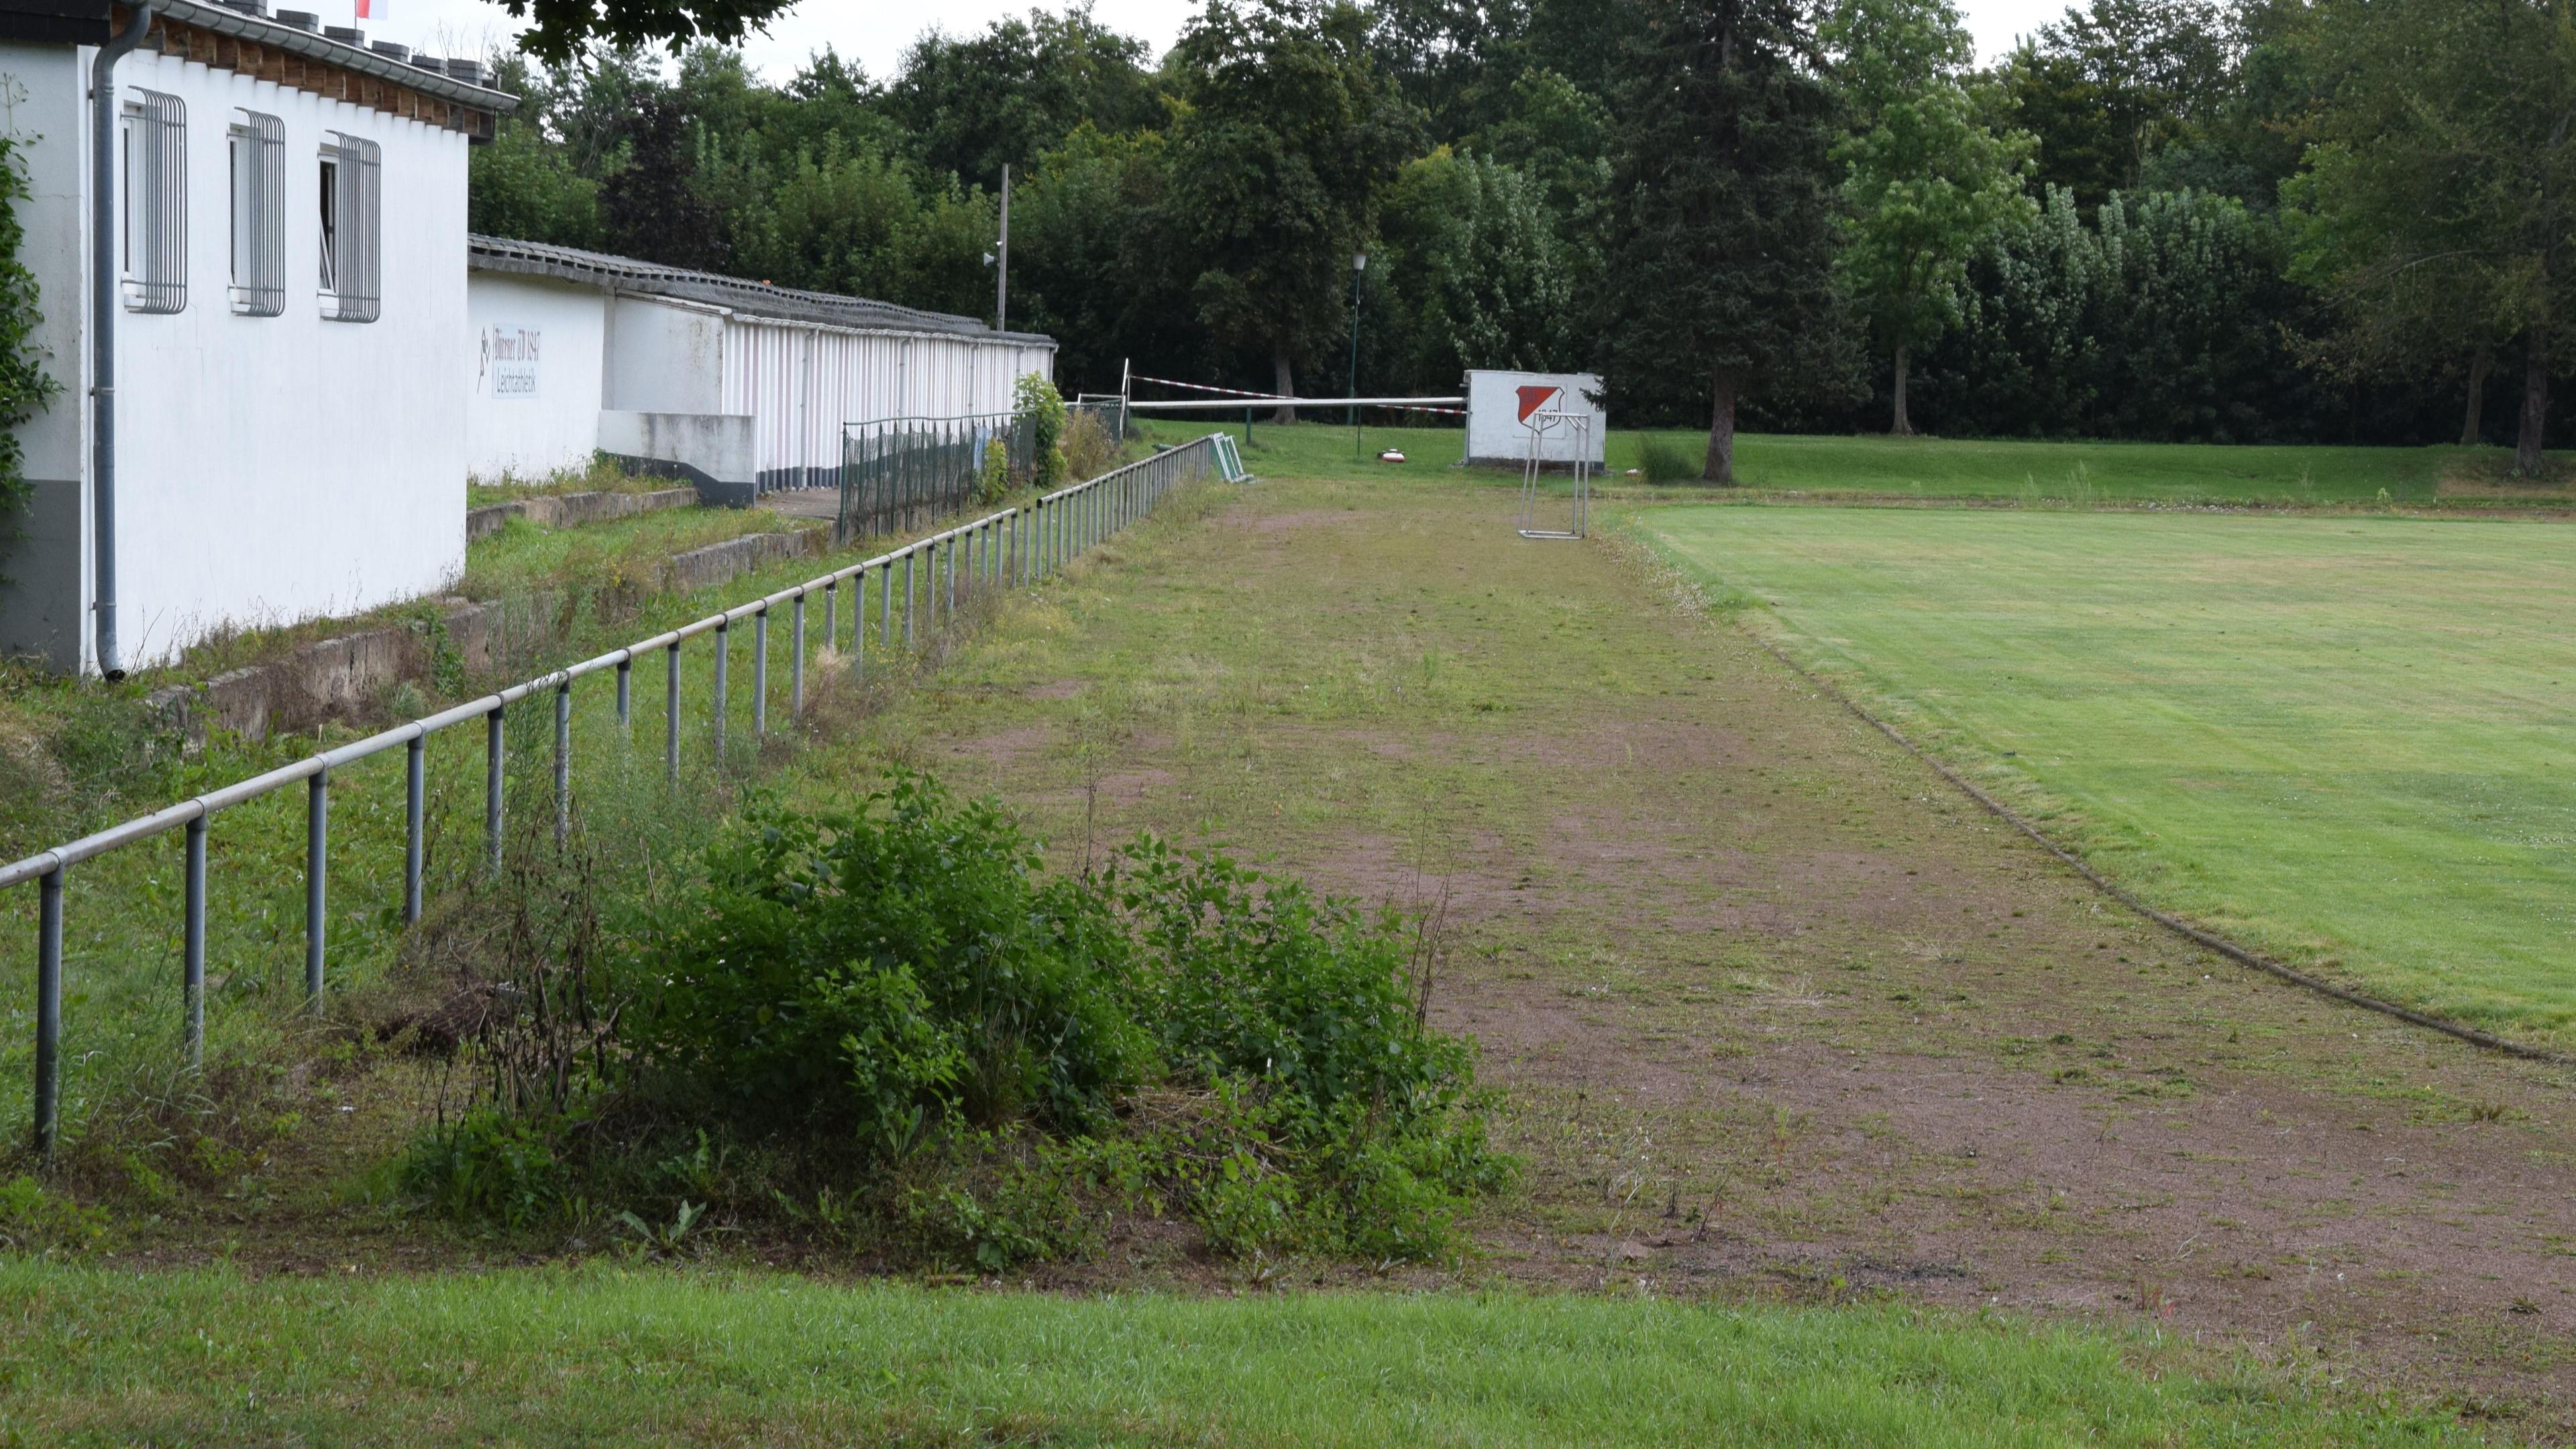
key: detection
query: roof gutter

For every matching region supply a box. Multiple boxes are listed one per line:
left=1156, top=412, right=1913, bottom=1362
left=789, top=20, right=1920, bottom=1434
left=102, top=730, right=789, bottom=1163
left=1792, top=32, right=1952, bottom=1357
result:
left=90, top=1, right=151, bottom=680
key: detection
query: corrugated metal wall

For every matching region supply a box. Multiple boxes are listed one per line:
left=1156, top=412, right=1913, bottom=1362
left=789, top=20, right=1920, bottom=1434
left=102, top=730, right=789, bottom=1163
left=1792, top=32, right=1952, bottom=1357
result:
left=721, top=317, right=1055, bottom=490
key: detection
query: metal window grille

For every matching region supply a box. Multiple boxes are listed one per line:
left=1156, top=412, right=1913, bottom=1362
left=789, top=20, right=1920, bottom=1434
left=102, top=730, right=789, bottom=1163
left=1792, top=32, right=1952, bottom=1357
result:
left=227, top=111, right=284, bottom=316
left=319, top=132, right=380, bottom=323
left=119, top=90, right=186, bottom=315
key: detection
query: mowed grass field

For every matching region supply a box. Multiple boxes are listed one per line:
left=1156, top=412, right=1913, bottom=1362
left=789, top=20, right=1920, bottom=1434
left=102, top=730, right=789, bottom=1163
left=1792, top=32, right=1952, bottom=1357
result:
left=1636, top=505, right=2576, bottom=1046
left=3, top=1263, right=2471, bottom=1446
left=1144, top=417, right=2553, bottom=506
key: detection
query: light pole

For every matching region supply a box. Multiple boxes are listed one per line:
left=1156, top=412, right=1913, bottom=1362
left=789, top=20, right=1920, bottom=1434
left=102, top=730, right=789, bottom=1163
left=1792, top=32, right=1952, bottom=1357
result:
left=1349, top=252, right=1367, bottom=458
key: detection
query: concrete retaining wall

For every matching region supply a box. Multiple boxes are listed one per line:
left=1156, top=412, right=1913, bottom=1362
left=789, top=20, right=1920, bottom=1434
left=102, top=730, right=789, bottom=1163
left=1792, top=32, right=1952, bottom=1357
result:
left=465, top=487, right=699, bottom=542
left=143, top=521, right=826, bottom=746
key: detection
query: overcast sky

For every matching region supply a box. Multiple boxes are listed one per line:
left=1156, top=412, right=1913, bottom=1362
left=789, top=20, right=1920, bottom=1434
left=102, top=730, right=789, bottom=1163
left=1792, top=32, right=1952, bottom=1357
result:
left=372, top=0, right=2075, bottom=80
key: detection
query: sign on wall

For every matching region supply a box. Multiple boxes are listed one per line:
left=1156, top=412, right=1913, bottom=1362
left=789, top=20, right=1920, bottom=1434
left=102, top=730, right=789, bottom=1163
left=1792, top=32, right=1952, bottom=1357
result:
left=1464, top=370, right=1605, bottom=466
left=478, top=325, right=541, bottom=400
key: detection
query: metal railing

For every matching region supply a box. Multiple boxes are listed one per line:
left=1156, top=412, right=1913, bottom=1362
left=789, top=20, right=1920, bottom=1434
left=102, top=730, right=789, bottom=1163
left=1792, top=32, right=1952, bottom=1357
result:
left=1, top=434, right=1224, bottom=1156
left=837, top=411, right=1036, bottom=543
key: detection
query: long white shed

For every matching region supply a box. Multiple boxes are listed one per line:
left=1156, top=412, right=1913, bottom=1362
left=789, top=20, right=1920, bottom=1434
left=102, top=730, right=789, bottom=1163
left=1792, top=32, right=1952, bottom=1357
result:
left=466, top=237, right=1056, bottom=496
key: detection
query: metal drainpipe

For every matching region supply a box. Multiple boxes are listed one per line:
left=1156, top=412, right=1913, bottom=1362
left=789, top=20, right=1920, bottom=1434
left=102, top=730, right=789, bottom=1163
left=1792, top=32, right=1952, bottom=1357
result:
left=90, top=3, right=154, bottom=680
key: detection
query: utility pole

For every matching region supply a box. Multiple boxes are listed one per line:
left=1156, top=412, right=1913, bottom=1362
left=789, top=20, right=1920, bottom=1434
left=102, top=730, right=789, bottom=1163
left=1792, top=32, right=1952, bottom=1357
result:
left=996, top=164, right=1011, bottom=333
left=1349, top=252, right=1366, bottom=458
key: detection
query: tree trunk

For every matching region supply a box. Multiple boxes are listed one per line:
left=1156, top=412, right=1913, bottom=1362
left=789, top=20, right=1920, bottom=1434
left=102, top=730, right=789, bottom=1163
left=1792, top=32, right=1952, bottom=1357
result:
left=2461, top=343, right=2491, bottom=447
left=1703, top=369, right=1739, bottom=484
left=2518, top=325, right=2549, bottom=475
left=1890, top=342, right=1915, bottom=436
left=1272, top=349, right=1298, bottom=425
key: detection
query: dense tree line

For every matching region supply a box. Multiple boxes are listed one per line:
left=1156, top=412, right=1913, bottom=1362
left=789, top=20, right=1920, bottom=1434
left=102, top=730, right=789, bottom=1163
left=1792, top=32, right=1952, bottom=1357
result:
left=472, top=0, right=2575, bottom=474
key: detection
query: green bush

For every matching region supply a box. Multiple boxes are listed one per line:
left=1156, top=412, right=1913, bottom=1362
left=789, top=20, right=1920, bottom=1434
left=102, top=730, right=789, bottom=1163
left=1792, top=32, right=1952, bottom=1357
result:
left=974, top=437, right=1012, bottom=504
left=1015, top=374, right=1069, bottom=488
left=1636, top=433, right=1703, bottom=484
left=402, top=1108, right=567, bottom=1231
left=423, top=773, right=1506, bottom=1263
left=621, top=776, right=1148, bottom=1148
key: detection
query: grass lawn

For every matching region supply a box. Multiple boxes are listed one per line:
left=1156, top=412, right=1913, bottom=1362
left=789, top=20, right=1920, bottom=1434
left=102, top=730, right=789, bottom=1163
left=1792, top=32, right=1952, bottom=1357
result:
left=0, top=1262, right=2473, bottom=1445
left=7, top=441, right=2569, bottom=1440
left=1634, top=504, right=2576, bottom=1046
left=1140, top=417, right=2553, bottom=506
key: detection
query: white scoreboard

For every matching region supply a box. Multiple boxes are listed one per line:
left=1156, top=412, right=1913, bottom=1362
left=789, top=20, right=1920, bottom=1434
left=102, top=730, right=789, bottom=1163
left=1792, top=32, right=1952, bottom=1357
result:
left=1464, top=370, right=1606, bottom=467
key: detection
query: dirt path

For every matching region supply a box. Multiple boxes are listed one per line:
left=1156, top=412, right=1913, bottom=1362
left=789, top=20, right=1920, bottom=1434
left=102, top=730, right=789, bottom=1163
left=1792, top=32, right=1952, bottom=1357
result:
left=878, top=472, right=2576, bottom=1435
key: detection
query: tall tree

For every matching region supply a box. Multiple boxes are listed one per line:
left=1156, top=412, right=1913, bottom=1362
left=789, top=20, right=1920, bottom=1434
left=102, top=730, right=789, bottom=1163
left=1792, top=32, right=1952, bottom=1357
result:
left=1998, top=0, right=2234, bottom=209
left=1162, top=0, right=1420, bottom=419
left=1825, top=0, right=2034, bottom=434
left=2286, top=0, right=2576, bottom=472
left=887, top=6, right=1160, bottom=184
left=600, top=93, right=731, bottom=270
left=1599, top=0, right=1848, bottom=482
left=494, top=0, right=798, bottom=64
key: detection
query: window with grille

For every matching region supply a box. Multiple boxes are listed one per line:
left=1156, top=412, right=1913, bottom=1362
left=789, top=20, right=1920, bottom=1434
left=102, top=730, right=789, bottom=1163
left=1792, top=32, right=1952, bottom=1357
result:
left=120, top=90, right=186, bottom=315
left=227, top=111, right=283, bottom=316
left=317, top=132, right=380, bottom=323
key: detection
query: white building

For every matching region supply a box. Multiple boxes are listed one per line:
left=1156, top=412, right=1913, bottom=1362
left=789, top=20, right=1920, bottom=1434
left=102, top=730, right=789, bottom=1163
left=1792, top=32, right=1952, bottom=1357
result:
left=466, top=237, right=1057, bottom=499
left=0, top=0, right=511, bottom=674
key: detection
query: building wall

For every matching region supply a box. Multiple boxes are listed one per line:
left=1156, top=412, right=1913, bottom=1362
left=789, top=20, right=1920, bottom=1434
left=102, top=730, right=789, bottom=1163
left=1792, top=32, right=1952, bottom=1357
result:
left=606, top=294, right=727, bottom=415
left=0, top=42, right=473, bottom=671
left=721, top=317, right=1053, bottom=489
left=464, top=273, right=605, bottom=481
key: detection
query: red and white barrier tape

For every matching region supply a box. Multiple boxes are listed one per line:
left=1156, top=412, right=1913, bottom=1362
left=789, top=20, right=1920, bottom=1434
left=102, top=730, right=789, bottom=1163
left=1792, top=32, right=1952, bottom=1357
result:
left=1130, top=374, right=1464, bottom=417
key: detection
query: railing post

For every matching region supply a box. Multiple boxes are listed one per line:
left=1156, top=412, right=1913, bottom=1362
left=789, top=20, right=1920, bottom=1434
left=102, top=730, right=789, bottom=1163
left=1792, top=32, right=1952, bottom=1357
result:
left=616, top=658, right=632, bottom=733
left=305, top=766, right=328, bottom=1010
left=945, top=532, right=957, bottom=616
left=821, top=580, right=836, bottom=656
left=753, top=608, right=769, bottom=738
left=34, top=865, right=62, bottom=1157
left=553, top=682, right=572, bottom=849
left=904, top=549, right=916, bottom=649
left=792, top=592, right=807, bottom=717
left=484, top=704, right=504, bottom=874
left=183, top=816, right=205, bottom=1068
left=665, top=640, right=682, bottom=782
left=404, top=735, right=424, bottom=924
left=881, top=559, right=894, bottom=653
left=713, top=619, right=731, bottom=761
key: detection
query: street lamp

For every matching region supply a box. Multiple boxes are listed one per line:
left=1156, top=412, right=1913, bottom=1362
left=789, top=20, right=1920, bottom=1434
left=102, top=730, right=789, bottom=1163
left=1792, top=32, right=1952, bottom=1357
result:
left=1349, top=252, right=1367, bottom=458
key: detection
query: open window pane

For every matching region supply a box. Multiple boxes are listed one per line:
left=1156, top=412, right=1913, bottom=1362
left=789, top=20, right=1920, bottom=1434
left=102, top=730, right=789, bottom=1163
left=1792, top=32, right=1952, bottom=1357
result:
left=319, top=133, right=379, bottom=323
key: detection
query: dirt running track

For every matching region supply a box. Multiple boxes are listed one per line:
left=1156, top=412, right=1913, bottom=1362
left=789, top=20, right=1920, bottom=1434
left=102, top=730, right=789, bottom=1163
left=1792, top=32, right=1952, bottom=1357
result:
left=888, top=472, right=2576, bottom=1436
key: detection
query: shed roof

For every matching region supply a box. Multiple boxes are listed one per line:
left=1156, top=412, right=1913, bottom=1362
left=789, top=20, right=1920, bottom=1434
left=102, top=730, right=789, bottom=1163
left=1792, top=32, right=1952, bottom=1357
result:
left=468, top=235, right=1056, bottom=347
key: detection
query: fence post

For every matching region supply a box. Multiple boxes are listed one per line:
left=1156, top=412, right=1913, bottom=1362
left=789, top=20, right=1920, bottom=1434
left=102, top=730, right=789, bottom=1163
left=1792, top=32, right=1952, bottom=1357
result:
left=34, top=865, right=62, bottom=1157
left=184, top=816, right=206, bottom=1068
left=881, top=559, right=894, bottom=653
left=305, top=767, right=328, bottom=1010
left=553, top=682, right=572, bottom=849
left=792, top=592, right=807, bottom=717
left=946, top=532, right=957, bottom=616
left=822, top=580, right=836, bottom=657
left=484, top=705, right=504, bottom=874
left=713, top=620, right=731, bottom=761
left=404, top=735, right=424, bottom=924
left=753, top=608, right=769, bottom=738
left=665, top=641, right=682, bottom=782
left=616, top=659, right=631, bottom=732
left=904, top=549, right=916, bottom=649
